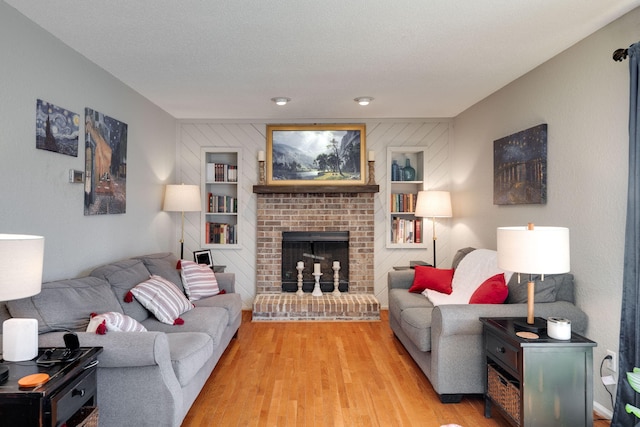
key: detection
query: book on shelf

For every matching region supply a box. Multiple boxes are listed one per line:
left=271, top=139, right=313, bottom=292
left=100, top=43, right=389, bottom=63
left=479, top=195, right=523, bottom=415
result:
left=205, top=222, right=237, bottom=244
left=391, top=217, right=423, bottom=244
left=390, top=193, right=417, bottom=213
left=206, top=163, right=238, bottom=182
left=207, top=193, right=238, bottom=213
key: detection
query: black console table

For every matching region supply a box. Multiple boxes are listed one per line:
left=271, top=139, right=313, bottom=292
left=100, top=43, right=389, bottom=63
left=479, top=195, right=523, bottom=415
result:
left=0, top=347, right=102, bottom=427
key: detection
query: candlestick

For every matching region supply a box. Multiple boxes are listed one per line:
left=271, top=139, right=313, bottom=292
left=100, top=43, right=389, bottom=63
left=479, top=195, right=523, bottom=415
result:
left=258, top=160, right=266, bottom=185
left=367, top=160, right=376, bottom=185
left=296, top=262, right=304, bottom=296
left=312, top=271, right=323, bottom=297
left=332, top=262, right=341, bottom=296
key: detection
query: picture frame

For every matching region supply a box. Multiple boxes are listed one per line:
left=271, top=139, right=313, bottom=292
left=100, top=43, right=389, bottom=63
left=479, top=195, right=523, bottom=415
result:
left=193, top=249, right=213, bottom=267
left=266, top=124, right=366, bottom=185
left=493, top=123, right=547, bottom=205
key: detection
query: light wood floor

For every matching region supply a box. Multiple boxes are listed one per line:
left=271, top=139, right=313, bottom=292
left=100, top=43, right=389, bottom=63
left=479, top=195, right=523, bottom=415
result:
left=183, top=311, right=611, bottom=427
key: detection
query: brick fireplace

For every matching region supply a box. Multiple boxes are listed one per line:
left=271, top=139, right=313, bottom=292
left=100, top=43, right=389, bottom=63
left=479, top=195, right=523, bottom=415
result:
left=252, top=190, right=380, bottom=321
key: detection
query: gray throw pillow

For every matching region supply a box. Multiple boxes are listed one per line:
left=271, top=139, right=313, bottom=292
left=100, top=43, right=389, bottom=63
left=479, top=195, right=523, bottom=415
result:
left=506, top=274, right=563, bottom=304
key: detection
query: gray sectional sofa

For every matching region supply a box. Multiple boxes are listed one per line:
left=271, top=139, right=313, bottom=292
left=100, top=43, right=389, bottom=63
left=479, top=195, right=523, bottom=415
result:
left=0, top=252, right=241, bottom=427
left=388, top=247, right=588, bottom=403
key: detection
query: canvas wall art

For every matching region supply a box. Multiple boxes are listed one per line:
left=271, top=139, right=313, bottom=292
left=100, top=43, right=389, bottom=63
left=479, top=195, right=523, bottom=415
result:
left=493, top=123, right=547, bottom=205
left=36, top=99, right=79, bottom=157
left=266, top=124, right=366, bottom=185
left=84, top=108, right=128, bottom=215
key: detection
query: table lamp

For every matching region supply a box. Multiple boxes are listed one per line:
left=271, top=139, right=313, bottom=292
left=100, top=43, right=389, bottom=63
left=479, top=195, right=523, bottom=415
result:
left=415, top=191, right=452, bottom=267
left=0, top=234, right=45, bottom=374
left=497, top=224, right=570, bottom=332
left=163, top=184, right=201, bottom=259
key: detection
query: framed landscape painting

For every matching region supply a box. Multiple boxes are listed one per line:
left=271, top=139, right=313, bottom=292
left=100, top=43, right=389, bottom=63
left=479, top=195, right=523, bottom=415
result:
left=266, top=124, right=366, bottom=185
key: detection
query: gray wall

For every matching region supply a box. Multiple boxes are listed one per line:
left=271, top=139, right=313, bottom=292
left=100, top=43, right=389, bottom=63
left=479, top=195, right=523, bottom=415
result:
left=452, top=7, right=639, bottom=416
left=0, top=2, right=178, bottom=281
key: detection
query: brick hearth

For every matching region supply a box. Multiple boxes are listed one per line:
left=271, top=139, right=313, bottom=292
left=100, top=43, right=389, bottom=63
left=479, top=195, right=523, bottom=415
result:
left=253, top=191, right=379, bottom=321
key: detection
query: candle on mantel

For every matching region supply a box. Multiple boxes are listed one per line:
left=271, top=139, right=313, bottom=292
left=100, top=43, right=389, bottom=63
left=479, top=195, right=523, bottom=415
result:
left=258, top=151, right=266, bottom=161
left=297, top=261, right=304, bottom=269
left=368, top=150, right=375, bottom=161
left=333, top=261, right=340, bottom=269
left=314, top=263, right=321, bottom=274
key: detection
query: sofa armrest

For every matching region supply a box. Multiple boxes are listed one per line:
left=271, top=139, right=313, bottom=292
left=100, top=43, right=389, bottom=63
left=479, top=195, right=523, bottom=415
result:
left=388, top=270, right=414, bottom=290
left=215, top=272, right=236, bottom=293
left=432, top=301, right=588, bottom=338
left=36, top=331, right=172, bottom=368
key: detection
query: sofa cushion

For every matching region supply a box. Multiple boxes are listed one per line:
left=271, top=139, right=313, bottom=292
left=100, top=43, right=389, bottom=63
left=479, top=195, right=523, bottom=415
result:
left=166, top=332, right=214, bottom=387
left=409, top=266, right=453, bottom=294
left=131, top=275, right=193, bottom=325
left=7, top=277, right=122, bottom=333
left=193, top=292, right=242, bottom=327
left=506, top=273, right=568, bottom=303
left=133, top=253, right=185, bottom=294
left=469, top=273, right=508, bottom=304
left=142, top=306, right=229, bottom=348
left=400, top=307, right=433, bottom=352
left=388, top=288, right=433, bottom=325
left=180, top=260, right=221, bottom=300
left=91, top=259, right=153, bottom=322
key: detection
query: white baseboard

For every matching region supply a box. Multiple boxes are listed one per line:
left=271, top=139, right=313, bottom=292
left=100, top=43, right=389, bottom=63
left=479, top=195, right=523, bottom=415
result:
left=593, top=401, right=613, bottom=421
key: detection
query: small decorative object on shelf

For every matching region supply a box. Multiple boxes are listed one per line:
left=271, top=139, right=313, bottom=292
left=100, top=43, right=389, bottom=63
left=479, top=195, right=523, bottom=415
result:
left=402, top=158, right=416, bottom=181
left=391, top=160, right=400, bottom=181
left=296, top=261, right=304, bottom=296
left=258, top=150, right=266, bottom=185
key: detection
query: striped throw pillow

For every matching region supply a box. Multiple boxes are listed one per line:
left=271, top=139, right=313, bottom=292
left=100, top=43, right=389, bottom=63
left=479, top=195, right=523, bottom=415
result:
left=86, top=312, right=147, bottom=334
left=131, top=275, right=193, bottom=324
left=180, top=260, right=220, bottom=301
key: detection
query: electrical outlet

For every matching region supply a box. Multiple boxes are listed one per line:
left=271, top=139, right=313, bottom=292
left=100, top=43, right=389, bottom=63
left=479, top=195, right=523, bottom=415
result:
left=607, top=350, right=617, bottom=373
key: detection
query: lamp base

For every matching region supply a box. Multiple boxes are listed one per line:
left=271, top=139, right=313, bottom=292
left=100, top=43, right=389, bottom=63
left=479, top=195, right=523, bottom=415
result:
left=513, top=317, right=547, bottom=333
left=2, top=318, right=38, bottom=361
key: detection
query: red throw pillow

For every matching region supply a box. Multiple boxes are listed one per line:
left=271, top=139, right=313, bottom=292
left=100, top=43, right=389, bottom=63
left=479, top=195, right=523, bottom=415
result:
left=409, top=266, right=454, bottom=294
left=469, top=273, right=509, bottom=304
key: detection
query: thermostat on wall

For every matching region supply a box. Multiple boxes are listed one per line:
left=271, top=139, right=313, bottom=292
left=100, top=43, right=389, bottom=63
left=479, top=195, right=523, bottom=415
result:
left=69, top=169, right=84, bottom=183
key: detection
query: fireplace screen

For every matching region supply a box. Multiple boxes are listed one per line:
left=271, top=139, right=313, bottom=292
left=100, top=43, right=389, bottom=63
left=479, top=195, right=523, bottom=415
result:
left=281, top=231, right=349, bottom=293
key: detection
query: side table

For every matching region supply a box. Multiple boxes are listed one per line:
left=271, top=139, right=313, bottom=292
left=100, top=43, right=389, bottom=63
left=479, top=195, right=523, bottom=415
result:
left=0, top=346, right=102, bottom=427
left=481, top=317, right=596, bottom=427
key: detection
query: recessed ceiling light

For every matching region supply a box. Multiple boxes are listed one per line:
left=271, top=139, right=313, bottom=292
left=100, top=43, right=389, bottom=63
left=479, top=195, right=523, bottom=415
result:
left=354, top=97, right=374, bottom=106
left=271, top=97, right=291, bottom=106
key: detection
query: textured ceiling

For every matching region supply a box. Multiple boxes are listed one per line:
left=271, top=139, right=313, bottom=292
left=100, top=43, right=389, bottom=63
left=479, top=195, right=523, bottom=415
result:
left=5, top=0, right=640, bottom=119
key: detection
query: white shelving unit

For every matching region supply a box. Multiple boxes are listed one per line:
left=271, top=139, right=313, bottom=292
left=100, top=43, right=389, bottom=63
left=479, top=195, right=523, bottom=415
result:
left=386, top=147, right=428, bottom=249
left=200, top=147, right=242, bottom=249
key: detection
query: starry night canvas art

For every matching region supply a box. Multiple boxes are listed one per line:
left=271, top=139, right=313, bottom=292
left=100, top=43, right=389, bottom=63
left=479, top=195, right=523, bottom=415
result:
left=84, top=108, right=127, bottom=215
left=493, top=124, right=547, bottom=205
left=36, top=99, right=80, bottom=157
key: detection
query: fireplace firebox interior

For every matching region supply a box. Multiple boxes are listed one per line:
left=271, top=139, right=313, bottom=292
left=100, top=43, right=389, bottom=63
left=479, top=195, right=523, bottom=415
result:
left=281, top=231, right=349, bottom=293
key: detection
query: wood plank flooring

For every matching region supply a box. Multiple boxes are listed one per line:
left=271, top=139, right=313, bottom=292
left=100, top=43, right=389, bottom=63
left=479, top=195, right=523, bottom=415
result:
left=182, top=311, right=611, bottom=427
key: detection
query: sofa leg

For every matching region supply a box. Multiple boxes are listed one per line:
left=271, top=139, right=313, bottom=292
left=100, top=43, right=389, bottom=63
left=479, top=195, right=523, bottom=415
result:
left=438, top=394, right=463, bottom=403
left=233, top=331, right=238, bottom=339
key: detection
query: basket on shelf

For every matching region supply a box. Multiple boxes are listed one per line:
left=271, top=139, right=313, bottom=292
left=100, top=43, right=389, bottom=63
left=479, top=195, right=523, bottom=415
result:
left=65, top=407, right=98, bottom=427
left=487, top=364, right=520, bottom=425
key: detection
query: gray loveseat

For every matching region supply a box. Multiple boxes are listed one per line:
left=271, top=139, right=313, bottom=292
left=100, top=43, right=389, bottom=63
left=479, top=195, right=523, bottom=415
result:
left=388, top=247, right=588, bottom=403
left=0, top=252, right=241, bottom=427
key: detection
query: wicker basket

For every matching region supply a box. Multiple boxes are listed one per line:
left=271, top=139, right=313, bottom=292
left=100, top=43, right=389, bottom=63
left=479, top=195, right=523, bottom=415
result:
left=487, top=364, right=520, bottom=425
left=66, top=407, right=98, bottom=427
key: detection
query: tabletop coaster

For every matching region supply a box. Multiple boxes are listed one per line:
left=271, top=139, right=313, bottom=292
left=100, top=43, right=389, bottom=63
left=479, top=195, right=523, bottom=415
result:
left=516, top=331, right=539, bottom=339
left=18, top=373, right=50, bottom=388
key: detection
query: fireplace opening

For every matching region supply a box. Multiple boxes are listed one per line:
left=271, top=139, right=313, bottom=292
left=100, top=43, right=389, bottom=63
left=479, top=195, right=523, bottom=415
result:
left=281, top=231, right=349, bottom=293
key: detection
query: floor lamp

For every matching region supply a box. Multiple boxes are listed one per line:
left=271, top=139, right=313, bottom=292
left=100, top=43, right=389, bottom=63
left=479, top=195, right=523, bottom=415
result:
left=0, top=234, right=44, bottom=382
left=497, top=223, right=570, bottom=332
left=415, top=191, right=452, bottom=267
left=163, top=184, right=202, bottom=259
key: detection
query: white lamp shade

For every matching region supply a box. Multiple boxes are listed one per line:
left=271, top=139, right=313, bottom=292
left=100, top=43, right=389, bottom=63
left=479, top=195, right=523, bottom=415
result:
left=415, top=191, right=452, bottom=218
left=0, top=234, right=44, bottom=301
left=163, top=184, right=202, bottom=212
left=497, top=226, right=570, bottom=274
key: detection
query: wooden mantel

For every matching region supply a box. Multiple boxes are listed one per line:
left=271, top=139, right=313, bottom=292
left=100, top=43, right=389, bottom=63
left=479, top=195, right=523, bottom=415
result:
left=253, top=184, right=379, bottom=194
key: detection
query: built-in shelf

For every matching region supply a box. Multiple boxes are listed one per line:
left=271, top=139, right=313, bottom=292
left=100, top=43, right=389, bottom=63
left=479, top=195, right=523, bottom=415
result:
left=253, top=184, right=379, bottom=194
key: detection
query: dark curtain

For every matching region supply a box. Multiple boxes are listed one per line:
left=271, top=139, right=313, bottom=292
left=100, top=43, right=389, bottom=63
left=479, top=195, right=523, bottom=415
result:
left=613, top=41, right=640, bottom=427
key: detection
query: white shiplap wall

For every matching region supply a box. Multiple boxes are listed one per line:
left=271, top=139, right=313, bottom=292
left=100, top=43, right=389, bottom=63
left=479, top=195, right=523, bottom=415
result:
left=178, top=119, right=451, bottom=309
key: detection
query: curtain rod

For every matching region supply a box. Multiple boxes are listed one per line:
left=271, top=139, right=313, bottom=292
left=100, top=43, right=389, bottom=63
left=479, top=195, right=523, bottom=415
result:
left=613, top=48, right=629, bottom=62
